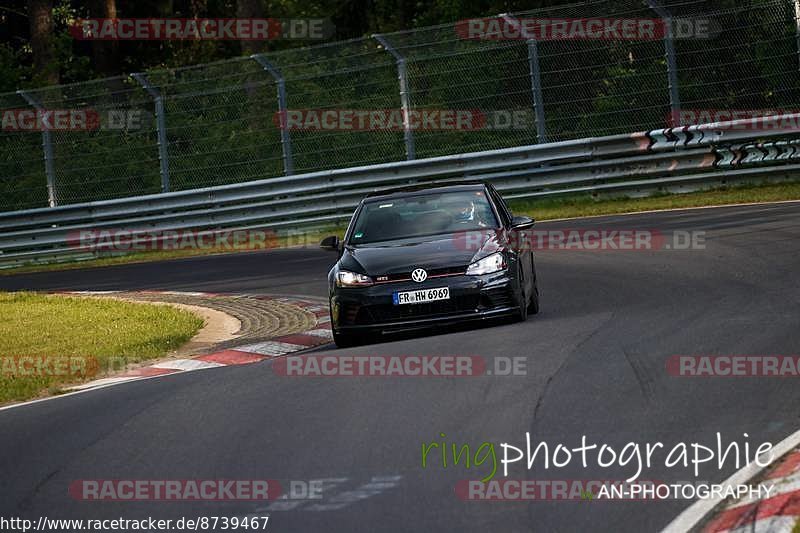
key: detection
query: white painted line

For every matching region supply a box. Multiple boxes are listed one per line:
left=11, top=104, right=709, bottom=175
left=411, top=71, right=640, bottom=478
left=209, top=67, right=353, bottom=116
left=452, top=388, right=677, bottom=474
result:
left=159, top=291, right=211, bottom=297
left=727, top=515, right=797, bottom=533
left=661, top=428, right=800, bottom=533
left=725, top=472, right=800, bottom=509
left=0, top=371, right=195, bottom=413
left=233, top=341, right=306, bottom=356
left=66, top=376, right=141, bottom=391
left=151, top=359, right=223, bottom=371
left=304, top=329, right=333, bottom=338
left=260, top=294, right=328, bottom=304
left=65, top=290, right=120, bottom=295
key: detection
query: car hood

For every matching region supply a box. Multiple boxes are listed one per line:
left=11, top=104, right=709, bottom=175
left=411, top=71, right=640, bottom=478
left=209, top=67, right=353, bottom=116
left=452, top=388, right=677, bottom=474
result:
left=340, top=230, right=504, bottom=276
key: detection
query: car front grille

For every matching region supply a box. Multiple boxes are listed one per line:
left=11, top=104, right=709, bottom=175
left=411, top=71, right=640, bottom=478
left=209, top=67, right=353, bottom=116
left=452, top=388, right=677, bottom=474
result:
left=355, top=294, right=480, bottom=324
left=480, top=287, right=514, bottom=309
left=375, top=266, right=466, bottom=283
left=340, top=302, right=361, bottom=324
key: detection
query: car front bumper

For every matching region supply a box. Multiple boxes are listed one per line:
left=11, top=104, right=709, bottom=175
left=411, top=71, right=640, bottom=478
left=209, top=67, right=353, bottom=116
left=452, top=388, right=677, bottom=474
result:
left=330, top=271, right=520, bottom=334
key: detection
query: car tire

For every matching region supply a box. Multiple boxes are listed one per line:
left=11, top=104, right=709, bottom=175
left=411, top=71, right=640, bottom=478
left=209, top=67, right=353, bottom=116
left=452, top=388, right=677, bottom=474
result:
left=529, top=282, right=540, bottom=315
left=332, top=329, right=360, bottom=348
left=529, top=265, right=540, bottom=315
left=514, top=264, right=529, bottom=322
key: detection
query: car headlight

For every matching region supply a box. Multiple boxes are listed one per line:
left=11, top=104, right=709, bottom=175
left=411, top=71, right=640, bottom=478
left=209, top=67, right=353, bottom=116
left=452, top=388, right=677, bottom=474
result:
left=336, top=270, right=374, bottom=287
left=466, top=252, right=507, bottom=275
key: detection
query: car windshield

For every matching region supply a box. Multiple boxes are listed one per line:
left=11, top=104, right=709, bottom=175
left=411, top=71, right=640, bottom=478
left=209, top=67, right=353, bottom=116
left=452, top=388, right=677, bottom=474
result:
left=349, top=190, right=498, bottom=245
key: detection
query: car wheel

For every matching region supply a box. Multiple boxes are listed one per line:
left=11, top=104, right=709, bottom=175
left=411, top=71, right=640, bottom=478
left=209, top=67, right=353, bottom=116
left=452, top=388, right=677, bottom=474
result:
left=332, top=329, right=360, bottom=348
left=529, top=281, right=540, bottom=315
left=514, top=264, right=528, bottom=322
left=529, top=263, right=540, bottom=315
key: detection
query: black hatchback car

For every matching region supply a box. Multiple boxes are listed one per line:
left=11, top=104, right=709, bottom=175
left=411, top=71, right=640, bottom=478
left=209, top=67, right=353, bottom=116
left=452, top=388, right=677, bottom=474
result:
left=320, top=182, right=539, bottom=347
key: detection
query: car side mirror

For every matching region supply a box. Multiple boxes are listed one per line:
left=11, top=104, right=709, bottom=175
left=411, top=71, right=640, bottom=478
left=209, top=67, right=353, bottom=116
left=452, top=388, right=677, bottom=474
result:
left=511, top=215, right=535, bottom=230
left=320, top=235, right=340, bottom=251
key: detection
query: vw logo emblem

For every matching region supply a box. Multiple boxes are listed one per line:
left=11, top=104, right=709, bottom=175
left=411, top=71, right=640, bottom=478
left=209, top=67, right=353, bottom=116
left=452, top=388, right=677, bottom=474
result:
left=411, top=268, right=428, bottom=283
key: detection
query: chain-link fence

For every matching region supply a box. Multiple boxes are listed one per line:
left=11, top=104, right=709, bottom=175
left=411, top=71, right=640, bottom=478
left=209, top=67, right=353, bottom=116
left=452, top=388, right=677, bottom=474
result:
left=1, top=0, right=799, bottom=212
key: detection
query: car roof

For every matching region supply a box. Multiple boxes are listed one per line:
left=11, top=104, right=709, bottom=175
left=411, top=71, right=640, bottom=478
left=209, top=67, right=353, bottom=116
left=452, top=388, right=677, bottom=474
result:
left=363, top=181, right=488, bottom=202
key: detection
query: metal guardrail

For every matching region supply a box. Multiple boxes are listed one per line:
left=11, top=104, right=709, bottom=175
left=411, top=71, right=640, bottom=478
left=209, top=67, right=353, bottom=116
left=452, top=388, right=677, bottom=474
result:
left=1, top=113, right=799, bottom=268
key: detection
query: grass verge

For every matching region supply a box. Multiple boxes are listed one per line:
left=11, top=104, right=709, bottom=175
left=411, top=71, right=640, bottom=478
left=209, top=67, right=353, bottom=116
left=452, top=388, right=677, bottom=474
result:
left=0, top=292, right=203, bottom=404
left=2, top=181, right=800, bottom=276
left=508, top=181, right=800, bottom=221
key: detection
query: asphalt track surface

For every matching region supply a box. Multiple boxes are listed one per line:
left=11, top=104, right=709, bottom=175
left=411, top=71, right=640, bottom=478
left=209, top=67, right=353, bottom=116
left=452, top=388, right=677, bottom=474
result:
left=1, top=202, right=799, bottom=532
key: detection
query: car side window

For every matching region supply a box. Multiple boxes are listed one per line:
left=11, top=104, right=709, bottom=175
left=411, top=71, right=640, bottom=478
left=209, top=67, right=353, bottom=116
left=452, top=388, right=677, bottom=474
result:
left=487, top=186, right=512, bottom=227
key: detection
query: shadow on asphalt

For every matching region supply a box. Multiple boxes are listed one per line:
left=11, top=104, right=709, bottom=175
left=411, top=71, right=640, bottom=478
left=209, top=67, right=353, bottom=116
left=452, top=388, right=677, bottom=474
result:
left=308, top=315, right=523, bottom=352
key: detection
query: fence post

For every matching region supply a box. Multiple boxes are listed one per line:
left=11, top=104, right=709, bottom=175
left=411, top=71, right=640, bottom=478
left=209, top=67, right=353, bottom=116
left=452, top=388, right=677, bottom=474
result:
left=647, top=1, right=681, bottom=126
left=373, top=33, right=416, bottom=160
left=132, top=73, right=171, bottom=192
left=794, top=0, right=800, bottom=72
left=251, top=54, right=294, bottom=175
left=501, top=14, right=547, bottom=143
left=17, top=90, right=57, bottom=207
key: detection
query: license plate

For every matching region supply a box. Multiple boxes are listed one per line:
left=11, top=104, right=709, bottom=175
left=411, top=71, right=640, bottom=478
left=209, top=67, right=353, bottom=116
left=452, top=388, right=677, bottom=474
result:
left=393, top=287, right=450, bottom=305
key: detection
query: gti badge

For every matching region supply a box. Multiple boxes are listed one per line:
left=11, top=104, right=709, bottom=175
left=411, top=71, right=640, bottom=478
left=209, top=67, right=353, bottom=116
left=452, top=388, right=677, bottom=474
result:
left=411, top=268, right=427, bottom=282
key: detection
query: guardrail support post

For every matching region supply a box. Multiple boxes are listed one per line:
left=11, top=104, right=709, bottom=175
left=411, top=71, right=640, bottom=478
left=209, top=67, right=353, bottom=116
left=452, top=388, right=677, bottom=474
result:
left=501, top=14, right=547, bottom=144
left=17, top=90, right=57, bottom=207
left=647, top=1, right=681, bottom=126
left=252, top=54, right=294, bottom=175
left=374, top=33, right=416, bottom=160
left=132, top=73, right=171, bottom=192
